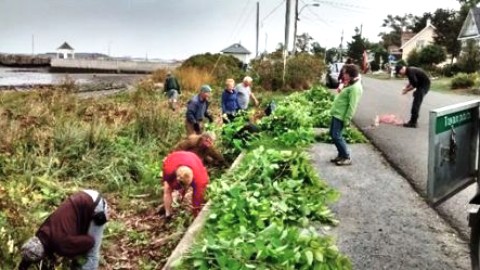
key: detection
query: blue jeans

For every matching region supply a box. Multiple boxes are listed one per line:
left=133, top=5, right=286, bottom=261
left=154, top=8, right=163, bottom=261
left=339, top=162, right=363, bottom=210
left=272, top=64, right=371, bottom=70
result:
left=330, top=117, right=349, bottom=159
left=77, top=198, right=107, bottom=270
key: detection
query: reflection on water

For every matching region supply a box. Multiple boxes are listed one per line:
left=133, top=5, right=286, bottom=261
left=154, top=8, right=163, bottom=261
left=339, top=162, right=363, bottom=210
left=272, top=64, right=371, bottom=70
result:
left=0, top=67, right=73, bottom=86
left=0, top=67, right=143, bottom=86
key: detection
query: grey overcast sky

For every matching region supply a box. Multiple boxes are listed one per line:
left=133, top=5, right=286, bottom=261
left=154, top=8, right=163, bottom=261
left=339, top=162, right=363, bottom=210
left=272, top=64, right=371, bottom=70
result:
left=0, top=0, right=460, bottom=60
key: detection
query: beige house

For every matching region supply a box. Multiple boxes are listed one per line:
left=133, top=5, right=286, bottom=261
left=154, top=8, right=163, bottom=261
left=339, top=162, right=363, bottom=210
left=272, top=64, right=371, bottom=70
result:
left=400, top=20, right=436, bottom=61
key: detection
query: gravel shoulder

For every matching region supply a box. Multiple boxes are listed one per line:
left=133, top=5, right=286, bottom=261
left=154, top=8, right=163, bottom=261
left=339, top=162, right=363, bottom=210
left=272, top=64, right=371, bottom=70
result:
left=310, top=142, right=470, bottom=270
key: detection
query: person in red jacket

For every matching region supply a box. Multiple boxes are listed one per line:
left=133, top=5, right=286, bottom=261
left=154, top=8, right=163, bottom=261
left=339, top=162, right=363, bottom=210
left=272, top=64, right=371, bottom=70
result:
left=162, top=151, right=209, bottom=217
left=19, top=189, right=108, bottom=270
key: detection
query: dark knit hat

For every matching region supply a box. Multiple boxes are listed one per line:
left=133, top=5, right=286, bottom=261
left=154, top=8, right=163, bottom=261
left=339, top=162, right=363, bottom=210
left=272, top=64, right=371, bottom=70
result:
left=395, top=65, right=404, bottom=75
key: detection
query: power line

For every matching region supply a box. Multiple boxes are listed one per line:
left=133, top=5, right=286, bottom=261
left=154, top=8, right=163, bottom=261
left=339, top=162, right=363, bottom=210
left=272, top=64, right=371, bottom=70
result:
left=228, top=0, right=253, bottom=41
left=313, top=0, right=368, bottom=11
left=231, top=3, right=257, bottom=43
left=260, top=0, right=286, bottom=27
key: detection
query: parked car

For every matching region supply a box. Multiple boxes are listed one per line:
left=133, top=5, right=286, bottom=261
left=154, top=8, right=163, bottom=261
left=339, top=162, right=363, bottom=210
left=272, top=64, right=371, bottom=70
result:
left=325, top=62, right=344, bottom=88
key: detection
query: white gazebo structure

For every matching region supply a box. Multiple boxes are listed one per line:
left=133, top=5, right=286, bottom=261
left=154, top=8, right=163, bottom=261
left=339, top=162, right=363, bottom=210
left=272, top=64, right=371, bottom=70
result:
left=56, top=42, right=75, bottom=59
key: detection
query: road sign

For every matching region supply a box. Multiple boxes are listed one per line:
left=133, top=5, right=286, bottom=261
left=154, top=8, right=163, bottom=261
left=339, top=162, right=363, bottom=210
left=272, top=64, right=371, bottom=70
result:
left=427, top=100, right=480, bottom=205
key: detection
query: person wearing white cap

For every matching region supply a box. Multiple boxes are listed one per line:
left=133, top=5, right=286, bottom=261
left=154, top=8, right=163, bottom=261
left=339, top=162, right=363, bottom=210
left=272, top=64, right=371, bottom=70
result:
left=19, top=189, right=108, bottom=270
left=235, top=76, right=259, bottom=110
left=185, top=84, right=214, bottom=135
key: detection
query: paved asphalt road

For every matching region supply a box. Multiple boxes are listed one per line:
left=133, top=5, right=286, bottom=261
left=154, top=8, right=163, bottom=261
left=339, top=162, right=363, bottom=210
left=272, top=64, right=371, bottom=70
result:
left=353, top=76, right=479, bottom=240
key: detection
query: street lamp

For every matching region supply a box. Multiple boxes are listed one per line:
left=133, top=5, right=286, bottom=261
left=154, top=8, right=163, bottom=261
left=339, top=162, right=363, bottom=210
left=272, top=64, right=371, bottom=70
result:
left=293, top=2, right=320, bottom=55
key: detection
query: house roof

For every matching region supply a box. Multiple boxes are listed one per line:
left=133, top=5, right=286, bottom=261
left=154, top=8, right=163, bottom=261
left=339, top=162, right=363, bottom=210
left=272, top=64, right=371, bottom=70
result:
left=221, top=43, right=250, bottom=54
left=57, top=42, right=74, bottom=50
left=400, top=23, right=436, bottom=49
left=458, top=7, right=480, bottom=40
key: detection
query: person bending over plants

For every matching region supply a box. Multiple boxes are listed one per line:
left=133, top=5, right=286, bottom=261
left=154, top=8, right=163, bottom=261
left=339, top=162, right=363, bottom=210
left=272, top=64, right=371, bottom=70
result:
left=329, top=64, right=363, bottom=166
left=19, top=189, right=108, bottom=270
left=173, top=132, right=226, bottom=168
left=161, top=151, right=209, bottom=218
left=185, top=85, right=214, bottom=135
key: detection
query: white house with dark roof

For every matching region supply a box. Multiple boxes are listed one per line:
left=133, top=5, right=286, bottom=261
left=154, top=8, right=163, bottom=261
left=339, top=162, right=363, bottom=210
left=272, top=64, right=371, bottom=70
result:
left=458, top=6, right=480, bottom=45
left=221, top=43, right=251, bottom=63
left=400, top=19, right=437, bottom=61
left=56, top=42, right=75, bottom=59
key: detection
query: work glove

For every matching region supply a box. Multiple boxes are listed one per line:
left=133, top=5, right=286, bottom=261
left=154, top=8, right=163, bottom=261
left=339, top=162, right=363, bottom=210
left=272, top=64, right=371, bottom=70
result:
left=193, top=122, right=201, bottom=133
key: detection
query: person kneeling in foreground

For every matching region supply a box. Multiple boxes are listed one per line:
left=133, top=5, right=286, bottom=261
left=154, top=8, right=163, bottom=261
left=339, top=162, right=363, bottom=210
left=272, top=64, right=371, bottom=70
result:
left=19, top=189, right=108, bottom=270
left=329, top=64, right=363, bottom=166
left=162, top=151, right=209, bottom=218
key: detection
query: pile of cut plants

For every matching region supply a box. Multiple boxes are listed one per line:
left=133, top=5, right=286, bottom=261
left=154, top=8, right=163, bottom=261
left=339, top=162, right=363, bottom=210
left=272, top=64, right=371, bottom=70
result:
left=170, top=86, right=360, bottom=269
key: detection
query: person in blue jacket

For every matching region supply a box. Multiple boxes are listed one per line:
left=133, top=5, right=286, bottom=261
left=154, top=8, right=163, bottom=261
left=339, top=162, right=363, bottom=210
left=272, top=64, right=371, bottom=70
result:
left=185, top=85, right=214, bottom=135
left=221, top=78, right=240, bottom=123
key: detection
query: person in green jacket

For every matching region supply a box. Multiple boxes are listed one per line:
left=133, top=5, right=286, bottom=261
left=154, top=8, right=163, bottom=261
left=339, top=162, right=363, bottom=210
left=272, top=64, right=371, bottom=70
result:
left=329, top=64, right=363, bottom=166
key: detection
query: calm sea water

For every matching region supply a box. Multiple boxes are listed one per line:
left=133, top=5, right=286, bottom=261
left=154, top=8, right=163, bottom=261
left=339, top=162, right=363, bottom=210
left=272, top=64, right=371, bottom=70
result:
left=0, top=67, right=73, bottom=86
left=0, top=67, right=144, bottom=87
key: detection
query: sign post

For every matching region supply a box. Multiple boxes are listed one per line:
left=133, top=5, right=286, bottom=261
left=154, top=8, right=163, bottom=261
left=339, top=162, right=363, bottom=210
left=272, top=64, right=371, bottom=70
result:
left=427, top=100, right=480, bottom=205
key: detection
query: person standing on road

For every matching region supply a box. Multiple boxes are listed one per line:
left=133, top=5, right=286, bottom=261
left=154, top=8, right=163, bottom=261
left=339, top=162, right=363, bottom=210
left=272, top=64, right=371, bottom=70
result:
left=235, top=76, right=259, bottom=110
left=185, top=85, right=214, bottom=135
left=221, top=78, right=241, bottom=123
left=395, top=65, right=430, bottom=128
left=329, top=64, right=363, bottom=166
left=161, top=151, right=209, bottom=218
left=164, top=71, right=181, bottom=111
left=19, top=189, right=108, bottom=270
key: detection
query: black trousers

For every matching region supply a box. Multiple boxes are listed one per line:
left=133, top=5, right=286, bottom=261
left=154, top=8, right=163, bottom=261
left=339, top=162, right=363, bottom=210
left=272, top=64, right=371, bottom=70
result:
left=409, top=86, right=429, bottom=124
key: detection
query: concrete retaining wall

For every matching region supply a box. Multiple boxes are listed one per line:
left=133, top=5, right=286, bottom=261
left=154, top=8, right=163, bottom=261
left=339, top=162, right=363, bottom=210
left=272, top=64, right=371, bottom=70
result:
left=51, top=59, right=180, bottom=73
left=0, top=53, right=50, bottom=67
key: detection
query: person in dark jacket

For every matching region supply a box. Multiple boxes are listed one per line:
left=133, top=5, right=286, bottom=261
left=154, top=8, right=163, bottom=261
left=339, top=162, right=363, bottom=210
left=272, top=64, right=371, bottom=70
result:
left=185, top=85, right=214, bottom=135
left=19, top=190, right=108, bottom=270
left=221, top=78, right=240, bottom=123
left=395, top=65, right=431, bottom=128
left=164, top=71, right=181, bottom=111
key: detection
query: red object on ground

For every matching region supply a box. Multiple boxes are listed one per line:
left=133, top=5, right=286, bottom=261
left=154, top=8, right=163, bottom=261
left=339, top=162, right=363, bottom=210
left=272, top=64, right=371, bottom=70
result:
left=378, top=114, right=404, bottom=125
left=163, top=151, right=209, bottom=215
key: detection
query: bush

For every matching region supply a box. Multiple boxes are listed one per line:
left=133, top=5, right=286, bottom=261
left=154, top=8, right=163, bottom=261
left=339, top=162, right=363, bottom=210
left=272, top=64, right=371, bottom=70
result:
left=418, top=44, right=446, bottom=67
left=441, top=63, right=461, bottom=77
left=407, top=50, right=421, bottom=67
left=251, top=53, right=326, bottom=91
left=458, top=40, right=480, bottom=73
left=451, top=73, right=474, bottom=89
left=181, top=53, right=244, bottom=85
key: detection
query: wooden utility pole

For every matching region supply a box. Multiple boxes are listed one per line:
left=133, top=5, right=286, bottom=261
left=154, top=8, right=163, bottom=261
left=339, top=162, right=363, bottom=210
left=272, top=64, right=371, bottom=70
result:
left=256, top=2, right=260, bottom=57
left=283, top=0, right=291, bottom=85
left=31, top=34, right=35, bottom=56
left=292, top=0, right=299, bottom=55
